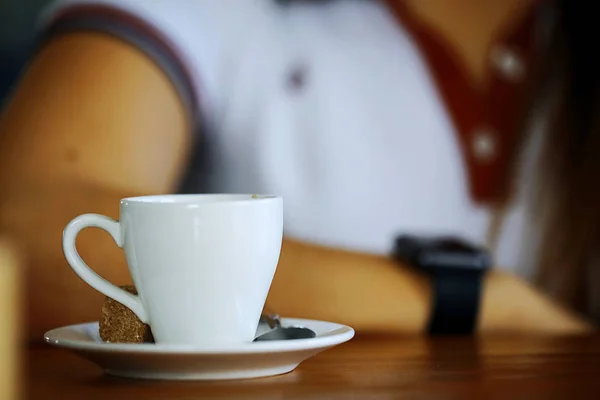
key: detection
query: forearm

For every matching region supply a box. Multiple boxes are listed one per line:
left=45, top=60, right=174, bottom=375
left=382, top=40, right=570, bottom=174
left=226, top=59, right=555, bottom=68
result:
left=268, top=238, right=431, bottom=333
left=268, top=238, right=594, bottom=334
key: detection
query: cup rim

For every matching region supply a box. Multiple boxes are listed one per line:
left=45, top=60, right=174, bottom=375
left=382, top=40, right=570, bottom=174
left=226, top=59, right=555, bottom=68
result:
left=120, top=194, right=280, bottom=206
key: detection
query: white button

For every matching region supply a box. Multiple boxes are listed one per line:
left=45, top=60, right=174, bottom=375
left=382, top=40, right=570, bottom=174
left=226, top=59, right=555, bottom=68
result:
left=490, top=45, right=524, bottom=81
left=472, top=129, right=497, bottom=162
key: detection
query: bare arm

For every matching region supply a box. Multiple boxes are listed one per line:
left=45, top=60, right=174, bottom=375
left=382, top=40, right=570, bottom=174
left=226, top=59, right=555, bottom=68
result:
left=0, top=32, right=191, bottom=341
left=268, top=238, right=593, bottom=335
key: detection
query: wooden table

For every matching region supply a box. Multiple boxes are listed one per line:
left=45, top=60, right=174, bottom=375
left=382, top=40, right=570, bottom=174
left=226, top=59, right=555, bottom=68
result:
left=26, top=334, right=600, bottom=399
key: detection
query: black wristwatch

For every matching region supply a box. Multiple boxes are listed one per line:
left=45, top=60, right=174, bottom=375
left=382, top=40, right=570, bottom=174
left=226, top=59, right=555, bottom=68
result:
left=392, top=234, right=492, bottom=335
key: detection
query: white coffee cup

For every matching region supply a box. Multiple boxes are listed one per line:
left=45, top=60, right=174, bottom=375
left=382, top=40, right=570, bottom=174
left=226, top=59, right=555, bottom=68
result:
left=62, top=194, right=283, bottom=347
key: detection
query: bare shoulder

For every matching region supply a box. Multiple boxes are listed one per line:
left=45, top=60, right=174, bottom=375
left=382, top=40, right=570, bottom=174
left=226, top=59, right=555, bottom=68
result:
left=0, top=31, right=191, bottom=193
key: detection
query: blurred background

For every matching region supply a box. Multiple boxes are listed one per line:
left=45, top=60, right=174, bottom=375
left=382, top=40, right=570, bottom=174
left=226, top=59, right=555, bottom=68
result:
left=0, top=0, right=50, bottom=103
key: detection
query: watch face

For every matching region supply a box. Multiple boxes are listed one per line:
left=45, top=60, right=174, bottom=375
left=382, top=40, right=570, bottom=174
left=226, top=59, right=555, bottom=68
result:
left=393, top=235, right=492, bottom=271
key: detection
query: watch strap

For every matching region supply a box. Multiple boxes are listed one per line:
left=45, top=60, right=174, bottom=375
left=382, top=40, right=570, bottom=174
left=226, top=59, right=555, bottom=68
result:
left=427, top=269, right=484, bottom=335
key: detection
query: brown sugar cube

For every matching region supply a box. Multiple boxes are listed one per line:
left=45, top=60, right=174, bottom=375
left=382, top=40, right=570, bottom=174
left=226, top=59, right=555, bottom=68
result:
left=99, top=285, right=154, bottom=344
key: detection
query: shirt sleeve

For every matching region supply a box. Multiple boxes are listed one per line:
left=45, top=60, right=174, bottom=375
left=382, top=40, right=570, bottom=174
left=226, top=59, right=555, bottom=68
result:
left=36, top=0, right=247, bottom=130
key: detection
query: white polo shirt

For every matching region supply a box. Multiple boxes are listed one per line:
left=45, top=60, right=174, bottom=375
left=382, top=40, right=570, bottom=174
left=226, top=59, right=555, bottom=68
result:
left=38, top=0, right=549, bottom=277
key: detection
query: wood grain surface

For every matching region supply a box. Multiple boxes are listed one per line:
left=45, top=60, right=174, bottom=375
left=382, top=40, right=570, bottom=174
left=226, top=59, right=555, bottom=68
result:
left=26, top=334, right=600, bottom=399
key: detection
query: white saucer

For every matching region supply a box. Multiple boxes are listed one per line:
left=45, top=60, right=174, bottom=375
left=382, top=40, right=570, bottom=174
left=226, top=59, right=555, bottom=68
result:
left=44, top=318, right=355, bottom=381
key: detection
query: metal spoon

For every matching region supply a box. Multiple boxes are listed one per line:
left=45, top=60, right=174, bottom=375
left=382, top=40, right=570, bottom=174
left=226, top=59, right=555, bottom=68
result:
left=253, top=314, right=316, bottom=342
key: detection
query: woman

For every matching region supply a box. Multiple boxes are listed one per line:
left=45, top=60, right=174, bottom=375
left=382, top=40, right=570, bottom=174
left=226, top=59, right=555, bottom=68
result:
left=0, top=0, right=596, bottom=340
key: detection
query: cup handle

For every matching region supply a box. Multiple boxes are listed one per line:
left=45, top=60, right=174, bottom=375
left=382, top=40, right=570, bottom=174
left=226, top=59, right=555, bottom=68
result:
left=62, top=213, right=148, bottom=323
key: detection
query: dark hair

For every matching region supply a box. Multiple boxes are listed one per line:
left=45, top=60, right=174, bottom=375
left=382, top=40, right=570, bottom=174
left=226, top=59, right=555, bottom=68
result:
left=533, top=0, right=600, bottom=317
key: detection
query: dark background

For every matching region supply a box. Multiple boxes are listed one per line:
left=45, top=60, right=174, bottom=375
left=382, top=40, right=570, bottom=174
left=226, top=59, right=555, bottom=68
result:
left=0, top=0, right=51, bottom=103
